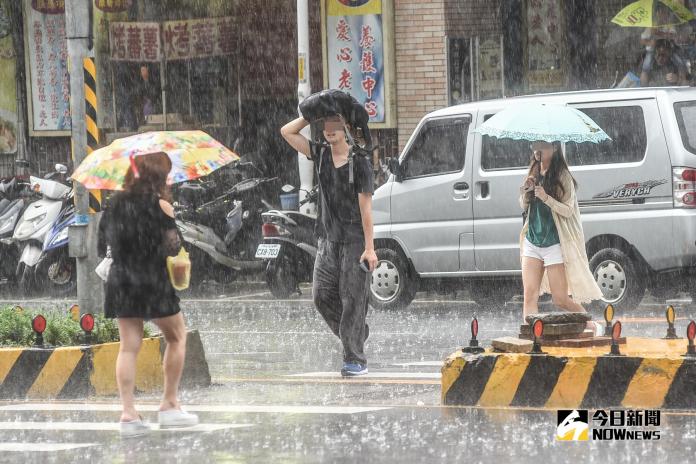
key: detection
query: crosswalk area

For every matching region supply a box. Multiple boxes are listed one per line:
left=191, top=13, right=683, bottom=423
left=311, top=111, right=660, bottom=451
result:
left=0, top=401, right=395, bottom=454
left=0, top=363, right=443, bottom=458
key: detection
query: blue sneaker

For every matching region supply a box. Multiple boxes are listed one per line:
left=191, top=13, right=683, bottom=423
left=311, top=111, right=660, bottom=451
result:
left=341, top=362, right=368, bottom=377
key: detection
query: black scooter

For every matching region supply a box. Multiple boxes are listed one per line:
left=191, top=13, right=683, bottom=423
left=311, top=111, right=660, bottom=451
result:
left=174, top=161, right=279, bottom=289
left=259, top=186, right=318, bottom=298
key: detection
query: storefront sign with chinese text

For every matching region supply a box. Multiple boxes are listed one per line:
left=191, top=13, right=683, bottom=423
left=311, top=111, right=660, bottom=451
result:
left=25, top=0, right=71, bottom=132
left=31, top=0, right=64, bottom=14
left=109, top=17, right=235, bottom=62
left=94, top=0, right=130, bottom=13
left=109, top=22, right=160, bottom=62
left=326, top=0, right=385, bottom=123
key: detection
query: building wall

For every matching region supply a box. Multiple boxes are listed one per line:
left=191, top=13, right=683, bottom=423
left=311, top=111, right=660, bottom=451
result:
left=393, top=0, right=448, bottom=149
left=392, top=0, right=503, bottom=150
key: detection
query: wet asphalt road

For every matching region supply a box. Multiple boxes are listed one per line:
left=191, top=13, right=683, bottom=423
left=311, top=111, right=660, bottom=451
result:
left=1, top=286, right=695, bottom=463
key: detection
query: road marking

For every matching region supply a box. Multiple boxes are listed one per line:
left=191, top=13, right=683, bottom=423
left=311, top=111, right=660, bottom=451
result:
left=199, top=330, right=430, bottom=335
left=287, top=371, right=441, bottom=379
left=391, top=361, right=444, bottom=367
left=208, top=351, right=284, bottom=356
left=214, top=377, right=441, bottom=385
left=0, top=421, right=252, bottom=433
left=228, top=292, right=272, bottom=299
left=0, top=443, right=98, bottom=452
left=182, top=299, right=312, bottom=303
left=0, top=404, right=391, bottom=415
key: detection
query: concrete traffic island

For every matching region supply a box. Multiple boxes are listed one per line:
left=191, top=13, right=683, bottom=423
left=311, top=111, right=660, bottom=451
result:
left=441, top=337, right=696, bottom=410
left=0, top=330, right=210, bottom=399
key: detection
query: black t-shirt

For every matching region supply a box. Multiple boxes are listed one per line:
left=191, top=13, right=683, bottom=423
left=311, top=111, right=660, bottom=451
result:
left=309, top=141, right=374, bottom=243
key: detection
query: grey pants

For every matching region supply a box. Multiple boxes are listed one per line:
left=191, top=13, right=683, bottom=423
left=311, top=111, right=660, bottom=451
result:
left=312, top=239, right=370, bottom=365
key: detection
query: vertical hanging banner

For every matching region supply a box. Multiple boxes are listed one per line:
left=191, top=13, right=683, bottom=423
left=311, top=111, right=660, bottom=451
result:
left=0, top=5, right=17, bottom=154
left=326, top=0, right=385, bottom=123
left=24, top=0, right=71, bottom=134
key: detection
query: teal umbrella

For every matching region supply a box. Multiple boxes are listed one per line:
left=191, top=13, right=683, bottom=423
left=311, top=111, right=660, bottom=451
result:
left=473, top=103, right=611, bottom=144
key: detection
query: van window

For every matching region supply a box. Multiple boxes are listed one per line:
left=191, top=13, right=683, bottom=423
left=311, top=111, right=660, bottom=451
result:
left=675, top=101, right=696, bottom=155
left=402, top=117, right=469, bottom=178
left=565, top=106, right=647, bottom=166
left=481, top=135, right=532, bottom=170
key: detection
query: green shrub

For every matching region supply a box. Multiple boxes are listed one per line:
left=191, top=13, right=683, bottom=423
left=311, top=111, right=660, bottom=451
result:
left=0, top=308, right=33, bottom=346
left=0, top=307, right=153, bottom=347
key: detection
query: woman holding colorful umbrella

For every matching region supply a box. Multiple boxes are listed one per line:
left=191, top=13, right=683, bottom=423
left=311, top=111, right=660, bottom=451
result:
left=97, top=152, right=199, bottom=437
left=75, top=131, right=238, bottom=437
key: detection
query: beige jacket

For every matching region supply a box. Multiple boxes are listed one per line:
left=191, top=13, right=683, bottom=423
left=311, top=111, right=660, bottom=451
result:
left=519, top=171, right=603, bottom=303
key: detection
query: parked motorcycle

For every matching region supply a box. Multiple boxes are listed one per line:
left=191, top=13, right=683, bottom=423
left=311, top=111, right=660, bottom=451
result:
left=11, top=164, right=72, bottom=295
left=35, top=191, right=76, bottom=295
left=259, top=185, right=318, bottom=298
left=174, top=162, right=278, bottom=289
left=0, top=177, right=30, bottom=283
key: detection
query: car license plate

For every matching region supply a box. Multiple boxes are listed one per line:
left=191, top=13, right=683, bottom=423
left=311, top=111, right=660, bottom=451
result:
left=255, top=243, right=281, bottom=259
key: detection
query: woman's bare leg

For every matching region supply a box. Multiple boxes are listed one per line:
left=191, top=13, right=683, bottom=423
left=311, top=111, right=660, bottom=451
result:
left=116, top=318, right=144, bottom=422
left=546, top=263, right=596, bottom=330
left=153, top=312, right=187, bottom=411
left=522, top=256, right=545, bottom=322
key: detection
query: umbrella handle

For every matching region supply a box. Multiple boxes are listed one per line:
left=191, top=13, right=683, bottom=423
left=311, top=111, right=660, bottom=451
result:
left=129, top=154, right=140, bottom=179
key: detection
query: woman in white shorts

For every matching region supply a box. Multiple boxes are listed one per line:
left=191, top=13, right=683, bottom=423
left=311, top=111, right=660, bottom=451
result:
left=519, top=141, right=604, bottom=334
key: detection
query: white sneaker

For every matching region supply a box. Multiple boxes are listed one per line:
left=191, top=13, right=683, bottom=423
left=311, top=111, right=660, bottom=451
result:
left=120, top=417, right=151, bottom=438
left=158, top=408, right=199, bottom=428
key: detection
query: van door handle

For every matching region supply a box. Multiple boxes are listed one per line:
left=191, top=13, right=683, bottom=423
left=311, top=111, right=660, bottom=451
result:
left=453, top=182, right=469, bottom=192
left=477, top=181, right=490, bottom=199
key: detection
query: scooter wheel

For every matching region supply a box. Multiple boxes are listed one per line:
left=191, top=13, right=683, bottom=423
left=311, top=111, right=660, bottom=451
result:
left=266, top=255, right=298, bottom=299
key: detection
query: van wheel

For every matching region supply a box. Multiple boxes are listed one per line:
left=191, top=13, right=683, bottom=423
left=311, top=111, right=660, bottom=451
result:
left=589, top=248, right=645, bottom=312
left=369, top=247, right=418, bottom=311
left=470, top=282, right=517, bottom=308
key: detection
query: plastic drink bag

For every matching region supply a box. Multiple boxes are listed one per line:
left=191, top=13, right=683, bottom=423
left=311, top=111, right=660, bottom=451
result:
left=167, top=247, right=191, bottom=291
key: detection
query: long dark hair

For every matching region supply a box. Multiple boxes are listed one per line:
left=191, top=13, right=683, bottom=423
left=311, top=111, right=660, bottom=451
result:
left=123, top=151, right=172, bottom=202
left=525, top=142, right=577, bottom=204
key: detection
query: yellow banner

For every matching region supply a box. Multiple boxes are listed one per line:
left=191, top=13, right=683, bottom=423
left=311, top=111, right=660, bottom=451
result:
left=327, top=0, right=381, bottom=17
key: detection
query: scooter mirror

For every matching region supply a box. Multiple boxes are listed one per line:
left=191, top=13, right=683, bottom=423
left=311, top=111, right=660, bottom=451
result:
left=55, top=164, right=68, bottom=174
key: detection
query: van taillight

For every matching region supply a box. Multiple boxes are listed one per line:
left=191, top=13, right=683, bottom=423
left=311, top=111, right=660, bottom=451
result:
left=673, top=167, right=696, bottom=208
left=683, top=169, right=696, bottom=182
left=262, top=223, right=279, bottom=237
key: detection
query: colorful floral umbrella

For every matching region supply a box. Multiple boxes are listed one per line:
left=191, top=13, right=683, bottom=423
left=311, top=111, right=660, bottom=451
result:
left=71, top=130, right=239, bottom=190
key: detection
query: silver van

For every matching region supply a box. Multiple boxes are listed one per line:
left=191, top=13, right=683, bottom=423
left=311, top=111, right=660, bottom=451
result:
left=370, top=87, right=696, bottom=311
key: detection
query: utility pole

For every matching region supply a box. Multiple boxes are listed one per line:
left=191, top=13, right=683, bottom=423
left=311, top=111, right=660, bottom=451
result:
left=297, top=0, right=315, bottom=214
left=65, top=0, right=102, bottom=315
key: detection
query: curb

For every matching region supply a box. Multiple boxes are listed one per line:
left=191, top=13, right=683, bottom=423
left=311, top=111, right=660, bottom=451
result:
left=0, top=330, right=210, bottom=399
left=442, top=337, right=696, bottom=410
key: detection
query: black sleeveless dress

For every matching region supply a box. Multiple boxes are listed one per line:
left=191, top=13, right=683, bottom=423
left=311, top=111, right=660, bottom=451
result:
left=98, top=192, right=182, bottom=319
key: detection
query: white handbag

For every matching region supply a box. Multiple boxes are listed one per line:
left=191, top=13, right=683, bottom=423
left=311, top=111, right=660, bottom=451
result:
left=95, top=246, right=112, bottom=282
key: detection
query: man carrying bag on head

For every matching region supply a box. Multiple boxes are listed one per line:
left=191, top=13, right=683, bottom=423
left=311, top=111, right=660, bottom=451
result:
left=280, top=90, right=377, bottom=377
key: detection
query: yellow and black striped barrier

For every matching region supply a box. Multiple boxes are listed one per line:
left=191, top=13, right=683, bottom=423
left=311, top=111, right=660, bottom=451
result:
left=0, top=331, right=210, bottom=399
left=83, top=56, right=101, bottom=213
left=442, top=338, right=696, bottom=410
